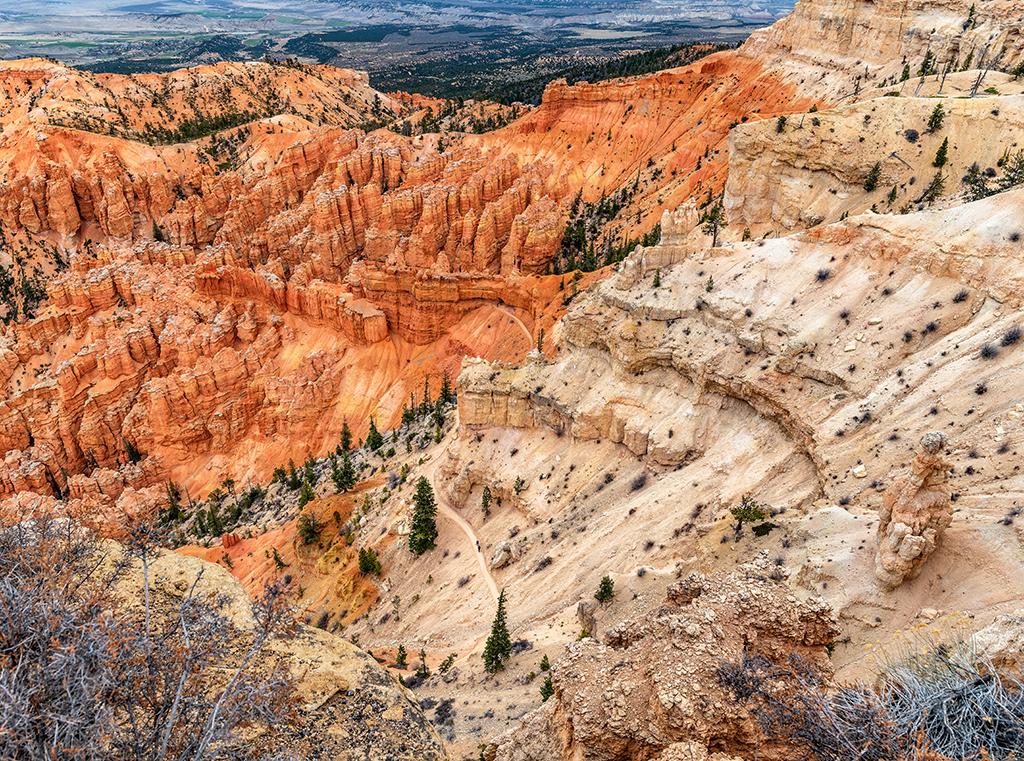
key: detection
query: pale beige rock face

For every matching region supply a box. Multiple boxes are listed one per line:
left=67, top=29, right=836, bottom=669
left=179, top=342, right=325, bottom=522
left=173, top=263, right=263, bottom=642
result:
left=742, top=0, right=1024, bottom=98
left=971, top=609, right=1024, bottom=676
left=454, top=187, right=1024, bottom=707
left=487, top=556, right=838, bottom=761
left=875, top=432, right=954, bottom=589
left=725, top=92, right=1024, bottom=234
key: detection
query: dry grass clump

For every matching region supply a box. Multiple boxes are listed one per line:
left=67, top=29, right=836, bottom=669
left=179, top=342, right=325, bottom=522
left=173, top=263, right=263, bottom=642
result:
left=719, top=634, right=1024, bottom=760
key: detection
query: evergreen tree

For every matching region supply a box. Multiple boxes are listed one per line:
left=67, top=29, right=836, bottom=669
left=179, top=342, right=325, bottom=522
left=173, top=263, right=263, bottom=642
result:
left=286, top=459, right=301, bottom=490
left=918, top=49, right=936, bottom=77
left=365, top=417, right=384, bottom=451
left=996, top=150, right=1024, bottom=192
left=420, top=377, right=432, bottom=416
left=358, top=547, right=382, bottom=576
left=297, top=512, right=321, bottom=544
left=653, top=269, right=661, bottom=287
left=415, top=649, right=431, bottom=680
left=332, top=450, right=356, bottom=493
left=482, top=590, right=512, bottom=674
left=161, top=481, right=183, bottom=524
left=408, top=477, right=439, bottom=555
left=933, top=137, right=949, bottom=168
left=730, top=494, right=766, bottom=533
left=340, top=420, right=352, bottom=452
left=440, top=370, right=453, bottom=405
left=539, top=654, right=550, bottom=672
left=206, top=503, right=223, bottom=536
left=962, top=162, right=991, bottom=201
left=395, top=645, right=408, bottom=669
left=595, top=575, right=615, bottom=604
left=540, top=672, right=554, bottom=702
left=438, top=653, right=456, bottom=674
left=700, top=199, right=724, bottom=247
left=926, top=103, right=945, bottom=133
left=887, top=185, right=899, bottom=205
left=124, top=438, right=143, bottom=464
left=298, top=481, right=315, bottom=508
left=481, top=485, right=492, bottom=516
left=864, top=162, right=882, bottom=192
left=193, top=511, right=207, bottom=537
left=917, top=171, right=946, bottom=205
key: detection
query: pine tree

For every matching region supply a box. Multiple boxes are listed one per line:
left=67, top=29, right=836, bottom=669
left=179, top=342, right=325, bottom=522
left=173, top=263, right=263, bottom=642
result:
left=206, top=503, right=223, bottom=536
left=700, top=199, right=724, bottom=247
left=996, top=150, right=1024, bottom=192
left=286, top=459, right=301, bottom=490
left=298, top=481, right=315, bottom=508
left=919, top=172, right=946, bottom=205
left=162, top=481, right=183, bottom=524
left=887, top=185, right=899, bottom=205
left=340, top=420, right=352, bottom=451
left=395, top=645, right=408, bottom=669
left=864, top=162, right=882, bottom=192
left=730, top=494, right=766, bottom=533
left=332, top=450, right=356, bottom=493
left=365, top=417, right=384, bottom=451
left=481, top=485, right=492, bottom=516
left=933, top=137, right=949, bottom=168
left=358, top=547, right=382, bottom=576
left=440, top=370, right=453, bottom=405
left=297, top=512, right=320, bottom=544
left=962, top=162, right=991, bottom=200
left=483, top=590, right=512, bottom=674
left=918, top=49, right=936, bottom=77
left=408, top=477, right=438, bottom=555
left=420, top=377, right=431, bottom=416
left=124, top=438, right=143, bottom=464
left=540, top=672, right=554, bottom=702
left=415, top=649, right=431, bottom=680
left=539, top=654, right=550, bottom=672
left=595, top=575, right=615, bottom=604
left=653, top=269, right=661, bottom=287
left=926, top=103, right=945, bottom=133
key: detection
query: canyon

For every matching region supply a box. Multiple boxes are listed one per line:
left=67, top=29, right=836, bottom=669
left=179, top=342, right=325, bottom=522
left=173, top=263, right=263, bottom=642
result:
left=2, top=0, right=1024, bottom=759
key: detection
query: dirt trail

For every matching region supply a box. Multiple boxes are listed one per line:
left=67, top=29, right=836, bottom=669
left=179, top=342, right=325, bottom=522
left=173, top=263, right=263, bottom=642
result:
left=429, top=465, right=500, bottom=602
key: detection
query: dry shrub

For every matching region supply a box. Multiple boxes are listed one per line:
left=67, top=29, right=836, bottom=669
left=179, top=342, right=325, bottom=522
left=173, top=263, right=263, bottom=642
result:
left=719, top=640, right=1024, bottom=761
left=0, top=516, right=295, bottom=760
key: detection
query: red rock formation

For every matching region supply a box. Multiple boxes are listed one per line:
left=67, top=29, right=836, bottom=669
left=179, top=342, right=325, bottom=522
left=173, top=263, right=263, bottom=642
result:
left=15, top=0, right=996, bottom=526
left=471, top=53, right=817, bottom=240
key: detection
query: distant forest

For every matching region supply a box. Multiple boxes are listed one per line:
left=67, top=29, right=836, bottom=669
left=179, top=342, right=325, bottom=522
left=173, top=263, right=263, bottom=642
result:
left=472, top=42, right=736, bottom=105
